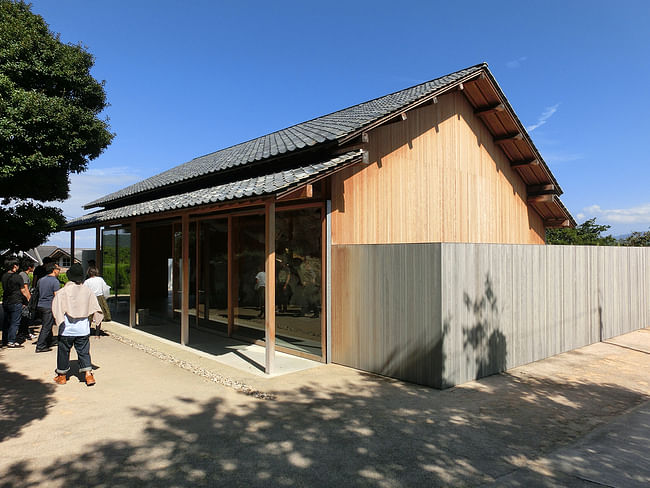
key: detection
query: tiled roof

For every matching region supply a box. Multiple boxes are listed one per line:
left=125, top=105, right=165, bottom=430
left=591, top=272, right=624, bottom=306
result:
left=85, top=64, right=486, bottom=209
left=68, top=151, right=362, bottom=228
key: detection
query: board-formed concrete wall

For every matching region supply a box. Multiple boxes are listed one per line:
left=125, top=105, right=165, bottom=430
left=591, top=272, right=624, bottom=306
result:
left=332, top=243, right=650, bottom=388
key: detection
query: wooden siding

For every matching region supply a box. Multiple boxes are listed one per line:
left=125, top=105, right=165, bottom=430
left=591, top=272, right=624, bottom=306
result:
left=330, top=91, right=545, bottom=245
left=332, top=243, right=650, bottom=388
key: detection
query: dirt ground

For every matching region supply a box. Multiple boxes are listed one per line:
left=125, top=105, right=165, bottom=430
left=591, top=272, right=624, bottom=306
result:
left=0, top=326, right=648, bottom=487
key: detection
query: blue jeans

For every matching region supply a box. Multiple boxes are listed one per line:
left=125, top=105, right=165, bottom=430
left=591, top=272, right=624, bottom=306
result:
left=56, top=335, right=92, bottom=374
left=2, top=303, right=22, bottom=345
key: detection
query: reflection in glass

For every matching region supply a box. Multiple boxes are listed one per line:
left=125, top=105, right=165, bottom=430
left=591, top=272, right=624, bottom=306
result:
left=275, top=208, right=322, bottom=356
left=135, top=222, right=179, bottom=343
left=101, top=227, right=131, bottom=324
left=232, top=214, right=266, bottom=342
left=196, top=219, right=228, bottom=332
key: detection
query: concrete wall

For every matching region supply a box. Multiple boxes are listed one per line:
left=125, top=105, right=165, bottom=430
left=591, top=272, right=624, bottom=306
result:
left=332, top=243, right=650, bottom=388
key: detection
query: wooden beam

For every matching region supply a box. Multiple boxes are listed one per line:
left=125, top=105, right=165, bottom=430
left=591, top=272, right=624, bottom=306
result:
left=432, top=96, right=438, bottom=104
left=95, top=226, right=102, bottom=272
left=458, top=83, right=464, bottom=91
left=361, top=132, right=369, bottom=143
left=528, top=184, right=557, bottom=196
left=70, top=230, right=75, bottom=267
left=264, top=200, right=276, bottom=374
left=494, top=133, right=523, bottom=145
left=474, top=103, right=505, bottom=117
left=400, top=112, right=407, bottom=121
left=528, top=194, right=555, bottom=204
left=510, top=158, right=539, bottom=168
left=332, top=143, right=366, bottom=156
left=227, top=216, right=234, bottom=337
left=545, top=218, right=571, bottom=228
left=129, top=222, right=137, bottom=328
left=277, top=184, right=313, bottom=202
left=181, top=214, right=189, bottom=346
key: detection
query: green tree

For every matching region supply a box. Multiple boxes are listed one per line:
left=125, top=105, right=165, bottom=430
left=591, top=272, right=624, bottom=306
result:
left=619, top=229, right=650, bottom=247
left=0, top=0, right=113, bottom=251
left=546, top=217, right=619, bottom=246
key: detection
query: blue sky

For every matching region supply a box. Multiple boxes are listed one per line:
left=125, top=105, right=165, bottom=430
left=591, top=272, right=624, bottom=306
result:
left=24, top=0, right=650, bottom=246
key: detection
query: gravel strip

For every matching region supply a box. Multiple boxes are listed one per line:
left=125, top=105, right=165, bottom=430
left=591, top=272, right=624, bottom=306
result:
left=108, top=332, right=275, bottom=400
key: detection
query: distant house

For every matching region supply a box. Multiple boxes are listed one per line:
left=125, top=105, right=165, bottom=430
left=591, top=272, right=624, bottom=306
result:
left=20, top=246, right=93, bottom=273
left=65, top=63, right=575, bottom=376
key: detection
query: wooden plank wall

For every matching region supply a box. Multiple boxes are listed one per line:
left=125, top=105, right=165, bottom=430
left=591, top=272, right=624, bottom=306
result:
left=332, top=243, right=650, bottom=388
left=330, top=91, right=546, bottom=246
left=331, top=244, right=442, bottom=386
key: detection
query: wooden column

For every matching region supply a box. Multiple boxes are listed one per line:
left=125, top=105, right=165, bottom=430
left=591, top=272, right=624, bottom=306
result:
left=70, top=230, right=75, bottom=268
left=265, top=200, right=276, bottom=374
left=95, top=226, right=102, bottom=272
left=181, top=214, right=190, bottom=345
left=129, top=222, right=137, bottom=328
left=227, top=216, right=234, bottom=336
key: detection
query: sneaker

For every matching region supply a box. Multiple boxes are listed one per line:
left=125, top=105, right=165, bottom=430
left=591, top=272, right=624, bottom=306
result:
left=35, top=347, right=51, bottom=353
left=7, top=343, right=24, bottom=348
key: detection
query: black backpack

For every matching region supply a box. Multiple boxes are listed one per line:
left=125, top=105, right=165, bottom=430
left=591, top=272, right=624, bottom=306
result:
left=26, top=285, right=39, bottom=320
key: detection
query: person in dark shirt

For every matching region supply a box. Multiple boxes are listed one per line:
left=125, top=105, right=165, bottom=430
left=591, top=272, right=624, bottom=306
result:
left=2, top=257, right=28, bottom=348
left=35, top=262, right=61, bottom=352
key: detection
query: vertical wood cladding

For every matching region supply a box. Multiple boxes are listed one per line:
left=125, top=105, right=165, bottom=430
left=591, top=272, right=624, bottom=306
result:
left=331, top=91, right=545, bottom=245
left=332, top=243, right=650, bottom=388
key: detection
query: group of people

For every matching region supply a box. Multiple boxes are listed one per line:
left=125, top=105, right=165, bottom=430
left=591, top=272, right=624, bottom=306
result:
left=1, top=256, right=111, bottom=387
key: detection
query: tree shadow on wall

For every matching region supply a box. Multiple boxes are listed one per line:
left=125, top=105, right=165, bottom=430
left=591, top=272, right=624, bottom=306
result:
left=0, top=370, right=648, bottom=487
left=462, top=273, right=507, bottom=380
left=377, top=320, right=450, bottom=389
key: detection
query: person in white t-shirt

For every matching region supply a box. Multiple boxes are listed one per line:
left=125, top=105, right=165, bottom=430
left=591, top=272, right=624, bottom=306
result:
left=84, top=266, right=112, bottom=324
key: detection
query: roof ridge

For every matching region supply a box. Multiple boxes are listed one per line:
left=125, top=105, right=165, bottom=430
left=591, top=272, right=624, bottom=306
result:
left=85, top=63, right=487, bottom=209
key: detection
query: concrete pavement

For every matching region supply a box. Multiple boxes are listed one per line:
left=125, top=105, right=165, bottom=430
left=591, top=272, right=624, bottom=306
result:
left=0, top=325, right=649, bottom=487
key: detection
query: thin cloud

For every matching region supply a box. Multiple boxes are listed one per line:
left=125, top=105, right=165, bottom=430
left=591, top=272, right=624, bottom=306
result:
left=63, top=166, right=142, bottom=220
left=581, top=203, right=650, bottom=224
left=544, top=152, right=584, bottom=164
left=527, top=104, right=560, bottom=132
left=506, top=56, right=528, bottom=69
left=44, top=166, right=142, bottom=247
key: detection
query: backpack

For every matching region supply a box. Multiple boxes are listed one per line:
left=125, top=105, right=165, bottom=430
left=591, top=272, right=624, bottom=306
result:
left=26, top=286, right=39, bottom=320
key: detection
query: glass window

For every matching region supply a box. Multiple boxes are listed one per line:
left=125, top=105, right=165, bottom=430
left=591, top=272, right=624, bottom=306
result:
left=275, top=207, right=322, bottom=356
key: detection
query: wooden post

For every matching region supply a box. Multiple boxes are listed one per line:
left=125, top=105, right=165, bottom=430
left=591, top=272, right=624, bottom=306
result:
left=227, top=216, right=234, bottom=336
left=265, top=200, right=276, bottom=374
left=129, top=222, right=137, bottom=328
left=95, top=226, right=102, bottom=272
left=70, top=230, right=75, bottom=268
left=181, top=214, right=190, bottom=345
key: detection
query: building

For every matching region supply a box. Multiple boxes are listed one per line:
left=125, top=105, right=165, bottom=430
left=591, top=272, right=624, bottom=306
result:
left=67, top=63, right=578, bottom=382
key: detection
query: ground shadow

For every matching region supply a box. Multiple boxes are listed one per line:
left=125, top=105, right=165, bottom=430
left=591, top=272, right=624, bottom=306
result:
left=0, top=360, right=56, bottom=442
left=0, top=364, right=647, bottom=487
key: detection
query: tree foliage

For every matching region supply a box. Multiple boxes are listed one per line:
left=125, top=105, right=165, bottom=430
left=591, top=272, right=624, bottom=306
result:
left=0, top=0, right=113, bottom=251
left=619, top=229, right=650, bottom=247
left=546, top=218, right=619, bottom=246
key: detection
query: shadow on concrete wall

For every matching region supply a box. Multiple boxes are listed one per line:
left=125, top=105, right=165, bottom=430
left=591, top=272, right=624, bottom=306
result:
left=462, top=274, right=508, bottom=380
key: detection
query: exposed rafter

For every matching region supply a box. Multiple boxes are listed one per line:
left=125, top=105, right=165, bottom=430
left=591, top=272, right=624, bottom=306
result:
left=494, top=133, right=523, bottom=145
left=474, top=103, right=505, bottom=117
left=510, top=158, right=539, bottom=168
left=528, top=184, right=557, bottom=196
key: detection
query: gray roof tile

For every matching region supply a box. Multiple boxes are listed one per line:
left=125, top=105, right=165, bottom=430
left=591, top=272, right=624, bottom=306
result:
left=68, top=151, right=362, bottom=228
left=86, top=64, right=485, bottom=209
